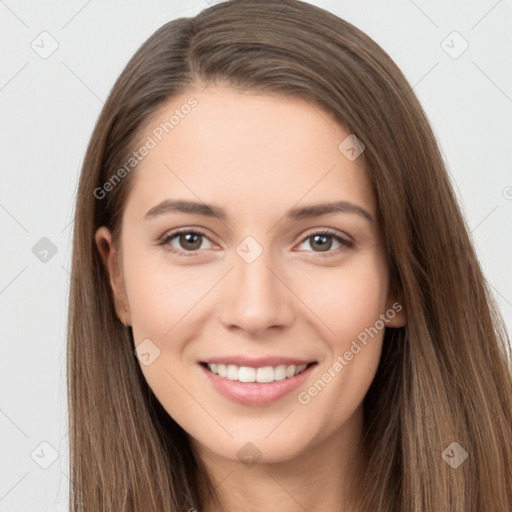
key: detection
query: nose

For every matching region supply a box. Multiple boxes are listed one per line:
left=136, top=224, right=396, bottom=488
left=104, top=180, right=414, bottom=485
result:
left=218, top=249, right=296, bottom=336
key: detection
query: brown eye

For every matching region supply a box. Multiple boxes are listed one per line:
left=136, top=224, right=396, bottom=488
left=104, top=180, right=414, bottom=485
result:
left=161, top=229, right=214, bottom=255
left=309, top=234, right=333, bottom=252
left=179, top=232, right=203, bottom=251
left=296, top=230, right=353, bottom=255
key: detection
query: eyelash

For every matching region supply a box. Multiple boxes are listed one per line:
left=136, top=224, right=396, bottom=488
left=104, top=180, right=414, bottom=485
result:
left=159, top=228, right=354, bottom=258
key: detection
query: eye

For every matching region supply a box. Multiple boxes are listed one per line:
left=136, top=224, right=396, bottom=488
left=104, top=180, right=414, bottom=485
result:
left=296, top=230, right=353, bottom=255
left=159, top=228, right=353, bottom=258
left=160, top=229, right=215, bottom=256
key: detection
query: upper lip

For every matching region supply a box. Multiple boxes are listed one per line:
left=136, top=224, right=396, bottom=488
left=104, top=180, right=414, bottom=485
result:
left=200, top=356, right=316, bottom=368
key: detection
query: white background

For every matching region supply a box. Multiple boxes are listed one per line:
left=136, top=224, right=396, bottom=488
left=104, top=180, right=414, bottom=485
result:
left=1, top=0, right=511, bottom=510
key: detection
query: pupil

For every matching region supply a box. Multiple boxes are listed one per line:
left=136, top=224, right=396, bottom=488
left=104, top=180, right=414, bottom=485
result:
left=181, top=233, right=201, bottom=250
left=312, top=234, right=331, bottom=252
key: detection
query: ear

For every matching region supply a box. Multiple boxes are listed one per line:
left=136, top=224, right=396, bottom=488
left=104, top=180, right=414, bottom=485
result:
left=95, top=226, right=131, bottom=326
left=384, top=297, right=407, bottom=328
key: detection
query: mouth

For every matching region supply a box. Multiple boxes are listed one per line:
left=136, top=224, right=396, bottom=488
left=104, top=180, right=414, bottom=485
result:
left=198, top=360, right=318, bottom=406
left=200, top=361, right=316, bottom=383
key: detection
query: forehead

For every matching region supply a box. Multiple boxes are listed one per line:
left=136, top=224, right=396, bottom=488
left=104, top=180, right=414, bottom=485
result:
left=123, top=85, right=375, bottom=222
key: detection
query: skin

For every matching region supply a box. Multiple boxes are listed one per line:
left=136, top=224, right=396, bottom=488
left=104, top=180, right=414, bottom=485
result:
left=96, top=85, right=406, bottom=512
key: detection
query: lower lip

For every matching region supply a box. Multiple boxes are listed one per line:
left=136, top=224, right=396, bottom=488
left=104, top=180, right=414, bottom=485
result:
left=199, top=363, right=317, bottom=406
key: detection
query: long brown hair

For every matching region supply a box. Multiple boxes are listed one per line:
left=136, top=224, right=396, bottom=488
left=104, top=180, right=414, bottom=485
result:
left=67, top=0, right=512, bottom=510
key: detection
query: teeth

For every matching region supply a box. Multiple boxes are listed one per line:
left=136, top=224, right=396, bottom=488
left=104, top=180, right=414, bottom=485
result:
left=206, top=362, right=309, bottom=383
left=226, top=364, right=239, bottom=380
left=239, top=366, right=256, bottom=382
left=274, top=364, right=287, bottom=381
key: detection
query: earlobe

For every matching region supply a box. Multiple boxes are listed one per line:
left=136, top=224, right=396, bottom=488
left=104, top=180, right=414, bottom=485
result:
left=384, top=299, right=407, bottom=328
left=94, top=226, right=132, bottom=326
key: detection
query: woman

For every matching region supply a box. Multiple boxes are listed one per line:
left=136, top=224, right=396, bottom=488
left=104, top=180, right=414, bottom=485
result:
left=67, top=0, right=512, bottom=510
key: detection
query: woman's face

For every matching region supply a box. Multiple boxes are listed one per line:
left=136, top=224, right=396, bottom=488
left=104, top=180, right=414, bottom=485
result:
left=96, top=85, right=404, bottom=466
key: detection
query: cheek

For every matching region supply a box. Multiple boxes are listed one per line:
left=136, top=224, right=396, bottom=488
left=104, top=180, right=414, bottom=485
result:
left=122, top=253, right=222, bottom=407
left=296, top=254, right=389, bottom=348
left=121, top=255, right=216, bottom=419
left=289, top=254, right=388, bottom=413
left=123, top=255, right=216, bottom=343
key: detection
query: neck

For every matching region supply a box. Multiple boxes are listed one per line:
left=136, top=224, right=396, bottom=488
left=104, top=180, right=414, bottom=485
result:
left=193, top=405, right=367, bottom=512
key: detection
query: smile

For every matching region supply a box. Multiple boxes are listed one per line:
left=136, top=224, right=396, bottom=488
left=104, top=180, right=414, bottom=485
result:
left=204, top=362, right=310, bottom=383
left=199, top=360, right=318, bottom=406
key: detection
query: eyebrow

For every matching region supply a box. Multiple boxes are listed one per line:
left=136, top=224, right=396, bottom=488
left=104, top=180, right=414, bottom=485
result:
left=144, top=199, right=374, bottom=223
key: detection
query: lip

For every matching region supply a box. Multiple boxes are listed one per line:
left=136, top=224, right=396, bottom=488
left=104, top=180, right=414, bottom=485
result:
left=198, top=361, right=317, bottom=406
